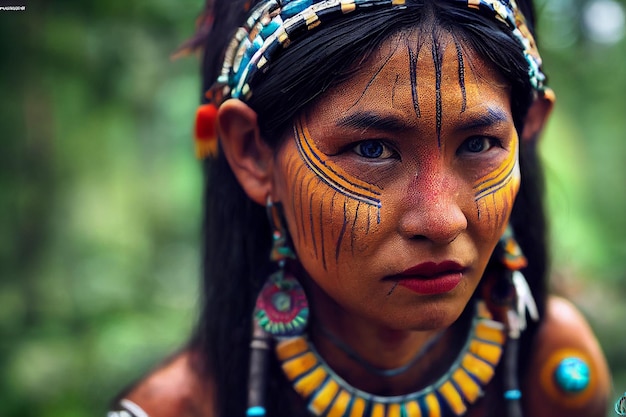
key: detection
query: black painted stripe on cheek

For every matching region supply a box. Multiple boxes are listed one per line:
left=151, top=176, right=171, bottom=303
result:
left=319, top=189, right=327, bottom=271
left=309, top=191, right=317, bottom=257
left=335, top=199, right=348, bottom=263
left=301, top=175, right=315, bottom=242
left=350, top=201, right=360, bottom=256
left=291, top=162, right=305, bottom=243
left=330, top=191, right=337, bottom=240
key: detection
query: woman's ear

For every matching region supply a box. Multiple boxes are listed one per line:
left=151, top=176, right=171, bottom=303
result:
left=521, top=88, right=556, bottom=143
left=218, top=99, right=275, bottom=205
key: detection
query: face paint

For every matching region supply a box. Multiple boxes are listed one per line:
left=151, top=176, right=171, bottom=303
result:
left=430, top=30, right=444, bottom=147
left=349, top=45, right=399, bottom=112
left=473, top=131, right=520, bottom=230
left=282, top=122, right=383, bottom=270
left=453, top=39, right=467, bottom=113
left=406, top=36, right=423, bottom=119
left=294, top=118, right=383, bottom=211
left=271, top=31, right=520, bottom=331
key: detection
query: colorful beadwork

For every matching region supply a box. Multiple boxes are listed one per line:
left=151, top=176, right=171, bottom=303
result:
left=270, top=229, right=296, bottom=262
left=255, top=269, right=309, bottom=336
left=463, top=0, right=544, bottom=89
left=266, top=196, right=297, bottom=263
left=486, top=226, right=538, bottom=339
left=276, top=301, right=506, bottom=417
left=206, top=0, right=545, bottom=107
left=497, top=225, right=528, bottom=271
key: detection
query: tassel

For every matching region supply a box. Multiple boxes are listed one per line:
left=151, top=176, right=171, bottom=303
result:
left=246, top=319, right=271, bottom=417
left=194, top=104, right=219, bottom=159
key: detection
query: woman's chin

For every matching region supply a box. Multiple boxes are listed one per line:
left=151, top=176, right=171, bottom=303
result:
left=366, top=303, right=467, bottom=333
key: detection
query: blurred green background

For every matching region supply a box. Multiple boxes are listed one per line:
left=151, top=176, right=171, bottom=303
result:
left=1, top=0, right=625, bottom=416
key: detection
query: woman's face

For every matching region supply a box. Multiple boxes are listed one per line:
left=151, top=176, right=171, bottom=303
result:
left=271, top=32, right=520, bottom=331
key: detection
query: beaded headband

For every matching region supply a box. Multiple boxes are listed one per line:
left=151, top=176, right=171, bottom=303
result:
left=194, top=0, right=545, bottom=158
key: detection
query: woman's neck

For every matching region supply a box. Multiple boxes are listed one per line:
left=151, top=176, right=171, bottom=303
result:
left=306, top=282, right=473, bottom=396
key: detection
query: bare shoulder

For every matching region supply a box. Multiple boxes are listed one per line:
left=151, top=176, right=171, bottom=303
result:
left=523, top=295, right=611, bottom=417
left=118, top=350, right=216, bottom=417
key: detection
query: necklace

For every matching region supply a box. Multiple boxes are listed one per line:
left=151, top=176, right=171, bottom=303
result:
left=316, top=323, right=446, bottom=378
left=275, top=301, right=506, bottom=417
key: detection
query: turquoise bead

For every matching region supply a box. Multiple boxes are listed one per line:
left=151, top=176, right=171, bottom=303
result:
left=504, top=389, right=522, bottom=400
left=247, top=406, right=266, bottom=416
left=251, top=36, right=264, bottom=53
left=260, top=19, right=281, bottom=39
left=554, top=357, right=590, bottom=393
left=281, top=0, right=313, bottom=19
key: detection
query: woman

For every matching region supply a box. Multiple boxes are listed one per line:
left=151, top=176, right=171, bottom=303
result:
left=109, top=1, right=611, bottom=416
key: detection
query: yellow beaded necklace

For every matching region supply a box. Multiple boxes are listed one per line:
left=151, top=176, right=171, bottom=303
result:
left=275, top=301, right=506, bottom=417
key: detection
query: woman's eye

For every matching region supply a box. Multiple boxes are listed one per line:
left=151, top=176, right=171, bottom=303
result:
left=458, top=136, right=500, bottom=154
left=353, top=140, right=395, bottom=159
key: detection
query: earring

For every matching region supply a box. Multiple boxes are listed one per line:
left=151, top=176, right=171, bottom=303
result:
left=483, top=225, right=540, bottom=417
left=494, top=226, right=539, bottom=337
left=254, top=196, right=309, bottom=337
left=498, top=225, right=528, bottom=271
left=247, top=197, right=310, bottom=417
left=484, top=226, right=539, bottom=333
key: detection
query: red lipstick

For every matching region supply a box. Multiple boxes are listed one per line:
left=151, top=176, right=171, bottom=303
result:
left=391, top=261, right=465, bottom=295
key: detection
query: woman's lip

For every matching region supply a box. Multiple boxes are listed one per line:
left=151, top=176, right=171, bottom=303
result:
left=397, top=273, right=462, bottom=295
left=398, top=261, right=465, bottom=278
left=384, top=261, right=466, bottom=295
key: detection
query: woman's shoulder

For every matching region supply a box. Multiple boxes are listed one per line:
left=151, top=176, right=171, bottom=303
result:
left=523, top=295, right=611, bottom=417
left=110, top=349, right=216, bottom=417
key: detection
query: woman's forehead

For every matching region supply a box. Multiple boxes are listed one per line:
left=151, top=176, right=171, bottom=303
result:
left=364, top=30, right=507, bottom=89
left=310, top=31, right=511, bottom=130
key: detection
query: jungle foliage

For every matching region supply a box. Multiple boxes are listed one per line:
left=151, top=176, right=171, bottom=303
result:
left=1, top=0, right=625, bottom=415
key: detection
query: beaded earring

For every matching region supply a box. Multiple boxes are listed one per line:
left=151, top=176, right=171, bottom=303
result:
left=491, top=225, right=539, bottom=337
left=255, top=196, right=309, bottom=337
left=246, top=196, right=310, bottom=417
left=483, top=225, right=539, bottom=417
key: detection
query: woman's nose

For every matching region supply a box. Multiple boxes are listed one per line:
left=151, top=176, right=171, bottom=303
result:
left=397, top=172, right=468, bottom=245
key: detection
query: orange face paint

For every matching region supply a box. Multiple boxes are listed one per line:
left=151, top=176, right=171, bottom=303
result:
left=472, top=131, right=520, bottom=230
left=271, top=31, right=520, bottom=332
left=281, top=118, right=383, bottom=270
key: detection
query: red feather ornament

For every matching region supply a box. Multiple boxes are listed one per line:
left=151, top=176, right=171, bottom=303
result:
left=194, top=104, right=218, bottom=159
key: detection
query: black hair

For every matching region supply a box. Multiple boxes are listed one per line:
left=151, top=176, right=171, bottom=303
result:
left=192, top=1, right=547, bottom=416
